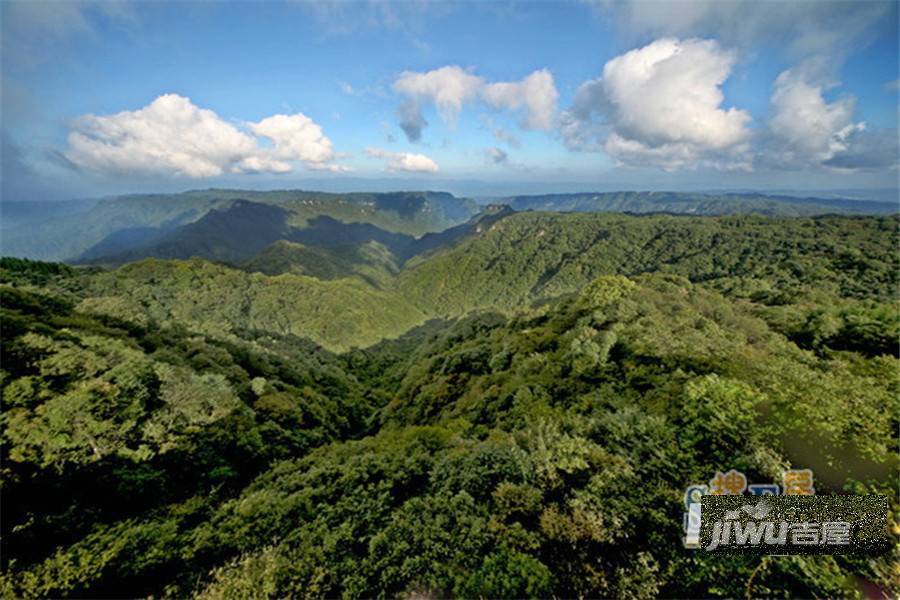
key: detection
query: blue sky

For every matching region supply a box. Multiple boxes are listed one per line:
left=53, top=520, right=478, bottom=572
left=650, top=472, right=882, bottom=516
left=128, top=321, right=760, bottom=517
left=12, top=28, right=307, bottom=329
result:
left=2, top=0, right=898, bottom=201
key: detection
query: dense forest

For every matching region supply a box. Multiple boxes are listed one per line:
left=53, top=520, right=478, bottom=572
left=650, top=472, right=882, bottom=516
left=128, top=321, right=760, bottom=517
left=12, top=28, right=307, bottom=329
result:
left=498, top=191, right=898, bottom=217
left=1, top=207, right=898, bottom=598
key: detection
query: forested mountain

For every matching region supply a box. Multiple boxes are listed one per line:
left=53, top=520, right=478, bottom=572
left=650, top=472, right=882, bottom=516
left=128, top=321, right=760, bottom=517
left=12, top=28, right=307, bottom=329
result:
left=1, top=207, right=897, bottom=598
left=498, top=191, right=898, bottom=216
left=398, top=212, right=898, bottom=315
left=56, top=211, right=896, bottom=355
left=242, top=240, right=401, bottom=288
left=79, top=201, right=293, bottom=264
left=0, top=190, right=479, bottom=262
left=77, top=258, right=427, bottom=352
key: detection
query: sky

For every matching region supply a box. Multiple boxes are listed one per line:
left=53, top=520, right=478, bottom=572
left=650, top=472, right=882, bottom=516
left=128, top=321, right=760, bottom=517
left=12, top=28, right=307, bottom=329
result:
left=1, top=0, right=898, bottom=201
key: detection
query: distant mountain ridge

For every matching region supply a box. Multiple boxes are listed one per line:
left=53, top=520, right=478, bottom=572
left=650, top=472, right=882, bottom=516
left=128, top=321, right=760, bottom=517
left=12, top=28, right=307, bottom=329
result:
left=78, top=201, right=292, bottom=264
left=498, top=191, right=898, bottom=216
left=2, top=188, right=896, bottom=263
left=79, top=200, right=515, bottom=272
left=1, top=189, right=479, bottom=262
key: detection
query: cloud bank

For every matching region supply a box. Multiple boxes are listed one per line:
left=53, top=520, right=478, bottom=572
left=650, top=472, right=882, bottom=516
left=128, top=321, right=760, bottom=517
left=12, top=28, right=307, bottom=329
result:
left=64, top=94, right=346, bottom=177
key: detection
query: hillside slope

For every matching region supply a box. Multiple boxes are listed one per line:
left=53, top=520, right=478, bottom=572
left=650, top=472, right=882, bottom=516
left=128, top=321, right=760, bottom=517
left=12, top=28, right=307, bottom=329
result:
left=397, top=212, right=898, bottom=315
left=243, top=240, right=400, bottom=288
left=77, top=258, right=427, bottom=351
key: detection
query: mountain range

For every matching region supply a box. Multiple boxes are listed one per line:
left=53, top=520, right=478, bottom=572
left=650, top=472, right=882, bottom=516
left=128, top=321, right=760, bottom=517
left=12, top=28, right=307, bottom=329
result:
left=2, top=189, right=895, bottom=264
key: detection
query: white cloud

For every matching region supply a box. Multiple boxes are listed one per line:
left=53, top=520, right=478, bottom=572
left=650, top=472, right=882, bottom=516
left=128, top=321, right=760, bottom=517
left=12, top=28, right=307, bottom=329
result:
left=602, top=38, right=749, bottom=150
left=766, top=68, right=864, bottom=168
left=392, top=65, right=559, bottom=140
left=365, top=147, right=439, bottom=172
left=249, top=113, right=337, bottom=166
left=561, top=38, right=751, bottom=170
left=604, top=133, right=751, bottom=172
left=759, top=65, right=898, bottom=172
left=64, top=94, right=346, bottom=177
left=482, top=69, right=558, bottom=131
left=66, top=94, right=259, bottom=178
left=393, top=65, right=483, bottom=126
left=235, top=156, right=292, bottom=175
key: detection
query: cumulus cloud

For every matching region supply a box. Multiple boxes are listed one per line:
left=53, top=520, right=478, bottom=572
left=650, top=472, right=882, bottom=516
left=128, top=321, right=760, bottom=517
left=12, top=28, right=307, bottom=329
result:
left=64, top=94, right=346, bottom=177
left=602, top=39, right=749, bottom=150
left=767, top=69, right=860, bottom=166
left=392, top=65, right=559, bottom=140
left=482, top=69, right=558, bottom=131
left=561, top=38, right=751, bottom=170
left=248, top=113, right=338, bottom=167
left=765, top=67, right=898, bottom=171
left=393, top=65, right=483, bottom=126
left=365, top=147, right=439, bottom=172
left=66, top=95, right=259, bottom=177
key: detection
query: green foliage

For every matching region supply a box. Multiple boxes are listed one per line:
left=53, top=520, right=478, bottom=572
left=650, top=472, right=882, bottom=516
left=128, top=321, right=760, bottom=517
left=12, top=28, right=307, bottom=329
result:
left=2, top=210, right=897, bottom=599
left=0, top=286, right=374, bottom=596
left=0, top=257, right=75, bottom=286
left=243, top=239, right=399, bottom=288
left=79, top=258, right=427, bottom=352
left=398, top=212, right=898, bottom=315
left=504, top=190, right=897, bottom=217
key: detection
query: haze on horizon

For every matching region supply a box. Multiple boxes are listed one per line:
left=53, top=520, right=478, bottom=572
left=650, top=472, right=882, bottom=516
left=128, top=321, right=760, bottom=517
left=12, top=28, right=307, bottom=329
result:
left=1, top=0, right=898, bottom=203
